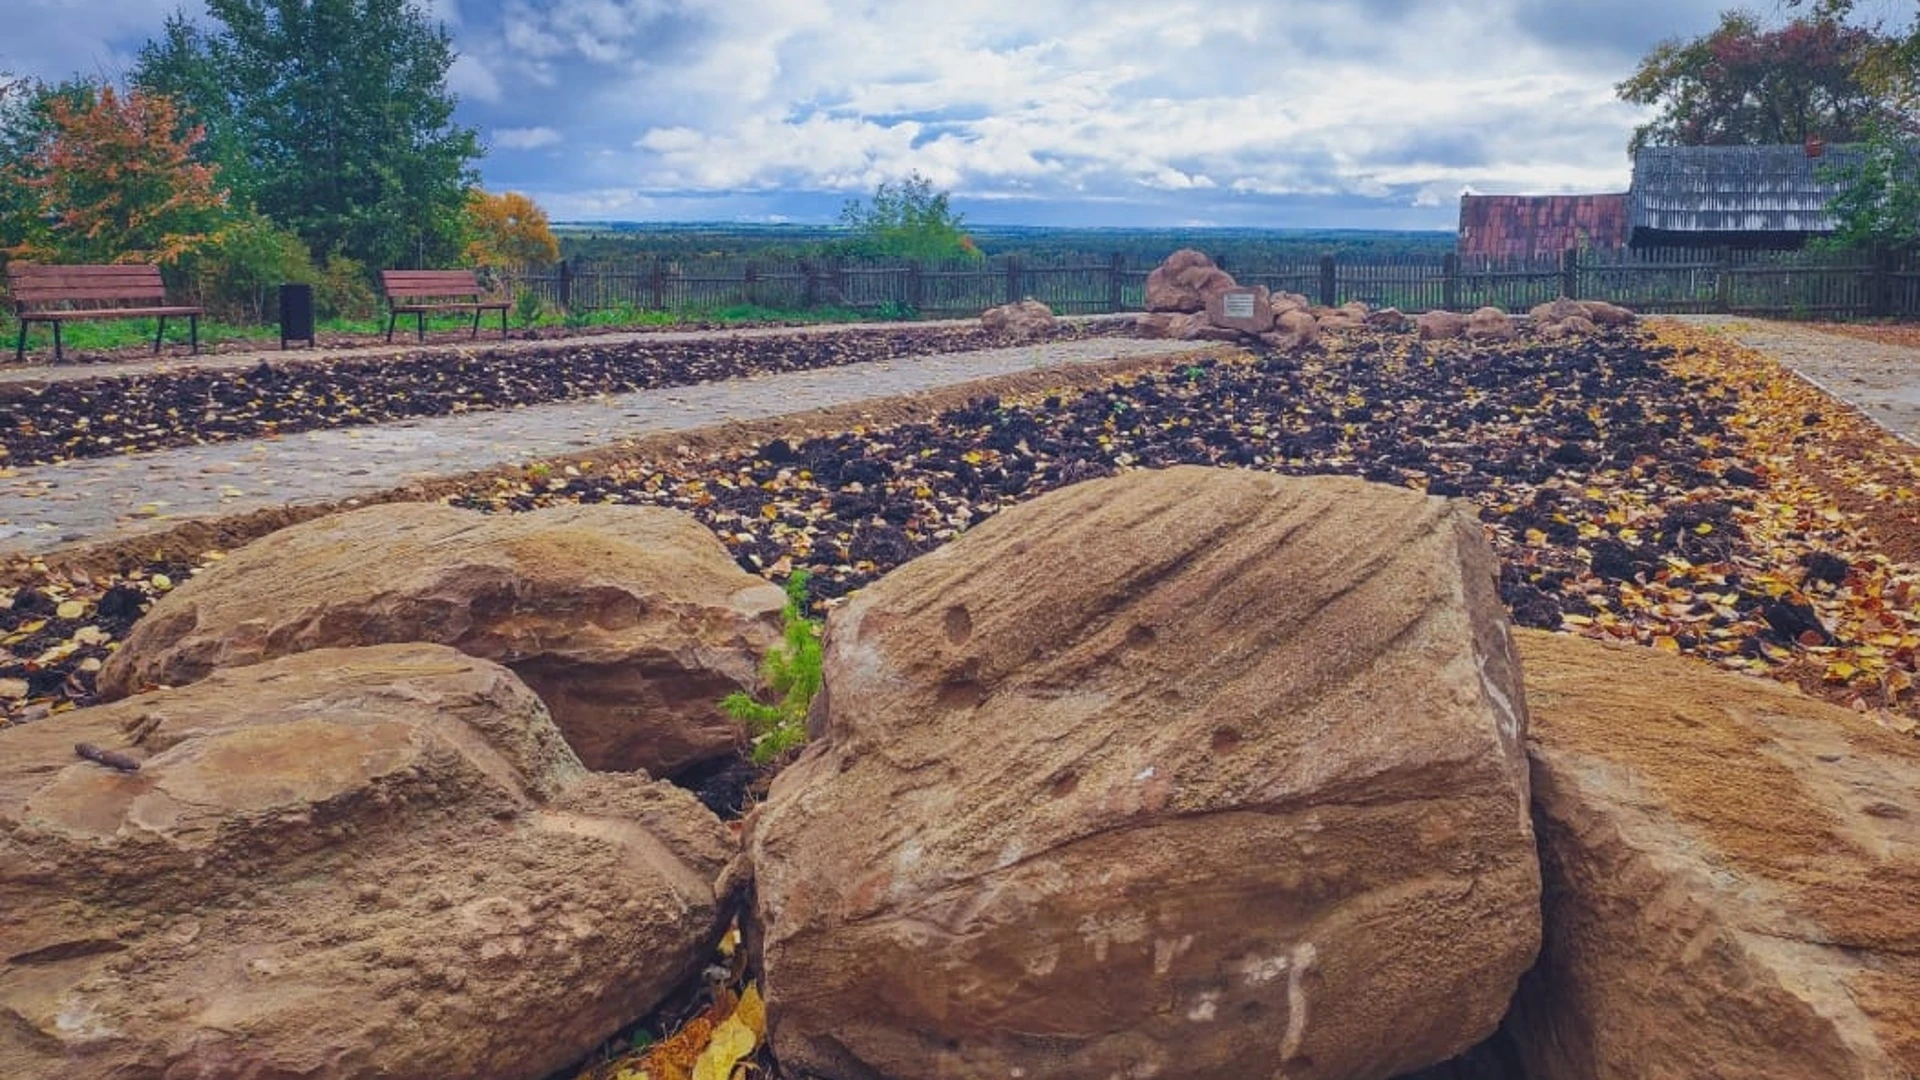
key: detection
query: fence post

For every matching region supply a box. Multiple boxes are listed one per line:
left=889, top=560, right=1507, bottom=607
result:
left=1715, top=248, right=1731, bottom=312
left=1443, top=252, right=1460, bottom=312
left=1004, top=256, right=1021, bottom=304
left=1873, top=247, right=1895, bottom=318
left=1319, top=254, right=1337, bottom=308
left=801, top=260, right=818, bottom=308
left=556, top=259, right=573, bottom=312
left=649, top=259, right=666, bottom=311
left=744, top=261, right=759, bottom=307
left=1108, top=252, right=1125, bottom=312
left=907, top=261, right=925, bottom=313
left=1561, top=248, right=1578, bottom=299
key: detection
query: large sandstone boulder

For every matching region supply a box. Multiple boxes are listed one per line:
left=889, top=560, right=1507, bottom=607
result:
left=1145, top=248, right=1239, bottom=313
left=0, top=644, right=737, bottom=1080
left=97, top=503, right=787, bottom=777
left=981, top=298, right=1056, bottom=337
left=1260, top=307, right=1320, bottom=351
left=1365, top=306, right=1412, bottom=332
left=1467, top=306, right=1516, bottom=341
left=1510, top=631, right=1920, bottom=1080
left=749, top=468, right=1542, bottom=1080
left=1418, top=310, right=1470, bottom=341
left=1206, top=285, right=1275, bottom=333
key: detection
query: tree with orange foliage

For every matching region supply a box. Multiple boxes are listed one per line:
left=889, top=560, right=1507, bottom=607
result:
left=13, top=87, right=225, bottom=266
left=461, top=189, right=560, bottom=267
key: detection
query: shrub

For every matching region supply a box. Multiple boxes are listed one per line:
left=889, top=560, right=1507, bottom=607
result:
left=314, top=254, right=378, bottom=320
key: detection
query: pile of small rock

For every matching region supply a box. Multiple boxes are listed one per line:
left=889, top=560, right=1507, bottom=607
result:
left=1127, top=248, right=1638, bottom=348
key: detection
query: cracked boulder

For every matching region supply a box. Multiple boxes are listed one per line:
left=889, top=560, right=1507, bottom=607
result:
left=1509, top=631, right=1920, bottom=1080
left=0, top=644, right=737, bottom=1080
left=747, top=467, right=1541, bottom=1080
left=97, top=502, right=787, bottom=777
left=1144, top=249, right=1239, bottom=313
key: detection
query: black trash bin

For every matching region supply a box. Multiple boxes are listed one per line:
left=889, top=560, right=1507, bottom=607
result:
left=279, top=282, right=315, bottom=349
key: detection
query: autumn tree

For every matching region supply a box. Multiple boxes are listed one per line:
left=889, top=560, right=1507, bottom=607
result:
left=7, top=86, right=225, bottom=266
left=837, top=173, right=980, bottom=261
left=1617, top=11, right=1893, bottom=152
left=133, top=0, right=481, bottom=270
left=462, top=189, right=560, bottom=267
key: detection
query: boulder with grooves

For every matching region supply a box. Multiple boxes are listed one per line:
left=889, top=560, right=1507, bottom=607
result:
left=1510, top=631, right=1920, bottom=1080
left=97, top=502, right=787, bottom=776
left=748, top=467, right=1542, bottom=1080
left=0, top=644, right=737, bottom=1080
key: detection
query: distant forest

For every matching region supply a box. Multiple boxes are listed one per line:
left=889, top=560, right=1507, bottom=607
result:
left=553, top=224, right=1459, bottom=264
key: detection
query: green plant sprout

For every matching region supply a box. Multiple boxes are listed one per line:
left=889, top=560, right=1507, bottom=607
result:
left=720, top=569, right=823, bottom=764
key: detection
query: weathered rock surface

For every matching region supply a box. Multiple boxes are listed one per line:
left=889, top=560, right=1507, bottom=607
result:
left=1528, top=299, right=1632, bottom=338
left=749, top=467, right=1542, bottom=1080
left=1418, top=310, right=1470, bottom=341
left=1270, top=290, right=1312, bottom=315
left=1145, top=248, right=1239, bottom=313
left=1467, top=306, right=1516, bottom=341
left=0, top=644, right=736, bottom=1080
left=1511, top=631, right=1920, bottom=1080
left=981, top=298, right=1057, bottom=337
left=98, top=502, right=786, bottom=776
left=1260, top=307, right=1321, bottom=351
left=1365, top=306, right=1412, bottom=332
left=1206, top=285, right=1275, bottom=333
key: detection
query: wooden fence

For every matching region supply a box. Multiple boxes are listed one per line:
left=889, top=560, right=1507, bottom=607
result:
left=498, top=248, right=1920, bottom=321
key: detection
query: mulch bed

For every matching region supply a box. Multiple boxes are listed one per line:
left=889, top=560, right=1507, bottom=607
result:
left=0, top=321, right=1128, bottom=467
left=3, top=321, right=1916, bottom=738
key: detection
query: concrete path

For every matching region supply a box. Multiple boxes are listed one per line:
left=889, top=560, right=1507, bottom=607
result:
left=1673, top=316, right=1920, bottom=446
left=0, top=337, right=1198, bottom=555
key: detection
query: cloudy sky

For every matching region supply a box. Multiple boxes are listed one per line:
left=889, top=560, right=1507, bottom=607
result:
left=5, top=0, right=1756, bottom=228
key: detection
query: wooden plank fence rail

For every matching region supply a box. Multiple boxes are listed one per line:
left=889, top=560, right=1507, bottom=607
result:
left=494, top=248, right=1920, bottom=322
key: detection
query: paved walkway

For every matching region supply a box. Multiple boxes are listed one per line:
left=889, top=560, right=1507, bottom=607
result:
left=1674, top=316, right=1920, bottom=446
left=0, top=316, right=1119, bottom=386
left=0, top=337, right=1198, bottom=555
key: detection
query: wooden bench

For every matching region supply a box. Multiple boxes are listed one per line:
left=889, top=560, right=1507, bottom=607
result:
left=8, top=263, right=202, bottom=363
left=380, top=269, right=509, bottom=343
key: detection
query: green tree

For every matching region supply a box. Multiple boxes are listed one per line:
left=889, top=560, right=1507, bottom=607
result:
left=133, top=0, right=481, bottom=270
left=1618, top=10, right=1893, bottom=152
left=1820, top=120, right=1920, bottom=249
left=837, top=172, right=980, bottom=261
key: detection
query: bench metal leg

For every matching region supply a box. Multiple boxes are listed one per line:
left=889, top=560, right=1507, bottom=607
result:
left=52, top=322, right=62, bottom=363
left=13, top=319, right=25, bottom=363
left=499, top=306, right=508, bottom=338
left=386, top=310, right=398, bottom=344
left=154, top=316, right=167, bottom=354
left=416, top=311, right=426, bottom=343
left=470, top=307, right=480, bottom=338
left=189, top=314, right=199, bottom=354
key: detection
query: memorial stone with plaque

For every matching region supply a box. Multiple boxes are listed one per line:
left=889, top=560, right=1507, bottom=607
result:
left=1206, top=285, right=1274, bottom=333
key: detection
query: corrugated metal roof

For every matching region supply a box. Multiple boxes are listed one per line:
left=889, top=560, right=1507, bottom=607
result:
left=1457, top=194, right=1629, bottom=260
left=1628, top=144, right=1865, bottom=235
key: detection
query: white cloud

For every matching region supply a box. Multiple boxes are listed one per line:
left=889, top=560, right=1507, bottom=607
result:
left=6, top=0, right=1737, bottom=224
left=494, top=124, right=562, bottom=149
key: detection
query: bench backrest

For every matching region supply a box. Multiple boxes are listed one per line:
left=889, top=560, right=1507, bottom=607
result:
left=381, top=269, right=487, bottom=300
left=7, top=264, right=167, bottom=311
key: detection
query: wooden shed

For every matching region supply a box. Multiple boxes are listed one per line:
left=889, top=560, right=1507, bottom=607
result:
left=1457, top=194, right=1629, bottom=261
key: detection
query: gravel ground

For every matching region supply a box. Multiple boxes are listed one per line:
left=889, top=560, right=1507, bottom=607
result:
left=1672, top=315, right=1920, bottom=446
